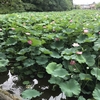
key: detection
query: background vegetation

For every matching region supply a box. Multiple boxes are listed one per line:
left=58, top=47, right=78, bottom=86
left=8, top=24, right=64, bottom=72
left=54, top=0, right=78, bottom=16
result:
left=96, top=2, right=100, bottom=9
left=0, top=0, right=73, bottom=14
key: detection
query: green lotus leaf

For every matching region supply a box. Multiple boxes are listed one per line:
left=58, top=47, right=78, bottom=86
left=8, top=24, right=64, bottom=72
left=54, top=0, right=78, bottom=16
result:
left=83, top=53, right=95, bottom=66
left=61, top=48, right=73, bottom=55
left=0, top=32, right=4, bottom=35
left=68, top=65, right=80, bottom=73
left=24, top=70, right=33, bottom=75
left=69, top=23, right=76, bottom=29
left=46, top=62, right=62, bottom=74
left=22, top=89, right=42, bottom=99
left=39, top=47, right=52, bottom=54
left=23, top=59, right=35, bottom=67
left=91, top=68, right=100, bottom=81
left=85, top=56, right=95, bottom=66
left=18, top=48, right=30, bottom=55
left=62, top=60, right=69, bottom=69
left=75, top=55, right=86, bottom=63
left=0, top=52, right=6, bottom=59
left=33, top=24, right=43, bottom=30
left=46, top=24, right=52, bottom=30
left=0, top=59, right=9, bottom=67
left=16, top=56, right=27, bottom=61
left=23, top=81, right=30, bottom=85
left=64, top=55, right=72, bottom=60
left=76, top=34, right=88, bottom=43
left=78, top=96, right=86, bottom=100
left=6, top=37, right=17, bottom=46
left=8, top=30, right=16, bottom=35
left=52, top=68, right=69, bottom=78
left=66, top=28, right=74, bottom=34
left=60, top=79, right=81, bottom=97
left=94, top=26, right=100, bottom=33
left=18, top=36, right=27, bottom=43
left=50, top=51, right=61, bottom=58
left=50, top=41, right=64, bottom=50
left=48, top=76, right=63, bottom=84
left=93, top=85, right=100, bottom=100
left=30, top=47, right=41, bottom=55
left=93, top=38, right=100, bottom=51
left=93, top=89, right=100, bottom=100
left=37, top=72, right=44, bottom=78
left=28, top=37, right=42, bottom=46
left=86, top=35, right=97, bottom=42
left=43, top=33, right=56, bottom=40
left=0, top=67, right=7, bottom=72
left=79, top=73, right=92, bottom=81
left=6, top=48, right=16, bottom=53
left=36, top=55, right=48, bottom=65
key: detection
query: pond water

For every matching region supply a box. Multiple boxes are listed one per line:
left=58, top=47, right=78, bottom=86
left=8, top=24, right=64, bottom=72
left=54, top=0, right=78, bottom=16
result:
left=0, top=70, right=68, bottom=100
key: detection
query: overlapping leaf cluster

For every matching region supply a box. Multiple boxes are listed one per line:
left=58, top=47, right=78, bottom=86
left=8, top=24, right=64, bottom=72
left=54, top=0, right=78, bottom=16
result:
left=0, top=10, right=100, bottom=99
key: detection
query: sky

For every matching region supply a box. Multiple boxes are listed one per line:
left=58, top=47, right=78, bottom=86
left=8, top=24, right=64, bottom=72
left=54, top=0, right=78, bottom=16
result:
left=73, top=0, right=100, bottom=4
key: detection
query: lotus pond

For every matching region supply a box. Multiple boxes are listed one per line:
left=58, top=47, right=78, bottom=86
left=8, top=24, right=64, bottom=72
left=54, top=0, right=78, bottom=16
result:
left=0, top=10, right=100, bottom=100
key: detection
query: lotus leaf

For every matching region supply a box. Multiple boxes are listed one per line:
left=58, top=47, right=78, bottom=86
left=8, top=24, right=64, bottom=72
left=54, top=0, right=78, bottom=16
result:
left=52, top=68, right=69, bottom=78
left=6, top=37, right=17, bottom=46
left=83, top=53, right=95, bottom=66
left=91, top=68, right=100, bottom=81
left=75, top=55, right=86, bottom=63
left=78, top=96, right=86, bottom=100
left=23, top=59, right=35, bottom=67
left=50, top=41, right=64, bottom=50
left=28, top=37, right=42, bottom=46
left=16, top=56, right=27, bottom=61
left=36, top=55, right=48, bottom=65
left=48, top=76, right=63, bottom=84
left=50, top=51, right=61, bottom=58
left=93, top=85, right=100, bottom=100
left=60, top=79, right=81, bottom=97
left=0, top=59, right=9, bottom=67
left=39, top=47, right=52, bottom=54
left=22, top=89, right=42, bottom=99
left=46, top=62, right=62, bottom=74
left=79, top=73, right=92, bottom=81
left=93, top=38, right=100, bottom=51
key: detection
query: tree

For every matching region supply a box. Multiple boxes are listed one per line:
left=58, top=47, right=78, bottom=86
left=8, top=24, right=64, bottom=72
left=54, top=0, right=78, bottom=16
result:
left=65, top=0, right=73, bottom=10
left=96, top=2, right=100, bottom=9
left=0, top=0, right=25, bottom=14
left=22, top=0, right=73, bottom=11
left=0, top=0, right=73, bottom=13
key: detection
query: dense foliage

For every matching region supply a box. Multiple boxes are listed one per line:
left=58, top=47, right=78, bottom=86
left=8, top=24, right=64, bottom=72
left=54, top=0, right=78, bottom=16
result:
left=96, top=2, right=100, bottom=9
left=0, top=0, right=73, bottom=14
left=0, top=0, right=25, bottom=14
left=0, top=10, right=100, bottom=99
left=22, top=0, right=73, bottom=11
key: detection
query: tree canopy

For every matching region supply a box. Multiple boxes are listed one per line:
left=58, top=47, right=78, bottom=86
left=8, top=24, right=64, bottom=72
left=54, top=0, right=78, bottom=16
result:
left=96, top=2, right=100, bottom=9
left=0, top=0, right=73, bottom=13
